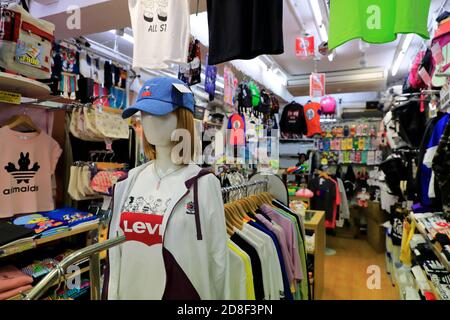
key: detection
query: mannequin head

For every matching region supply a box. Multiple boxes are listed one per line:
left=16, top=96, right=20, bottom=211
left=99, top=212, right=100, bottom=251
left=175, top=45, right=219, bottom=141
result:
left=142, top=108, right=195, bottom=161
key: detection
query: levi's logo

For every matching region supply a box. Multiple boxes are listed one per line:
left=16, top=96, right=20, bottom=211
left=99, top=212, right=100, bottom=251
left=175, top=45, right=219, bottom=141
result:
left=120, top=212, right=163, bottom=246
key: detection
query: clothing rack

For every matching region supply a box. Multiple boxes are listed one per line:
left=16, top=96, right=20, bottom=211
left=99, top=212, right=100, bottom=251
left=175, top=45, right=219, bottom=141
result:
left=221, top=179, right=268, bottom=202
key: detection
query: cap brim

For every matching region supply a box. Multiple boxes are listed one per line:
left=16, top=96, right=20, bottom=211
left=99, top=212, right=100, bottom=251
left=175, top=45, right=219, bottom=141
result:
left=122, top=99, right=176, bottom=119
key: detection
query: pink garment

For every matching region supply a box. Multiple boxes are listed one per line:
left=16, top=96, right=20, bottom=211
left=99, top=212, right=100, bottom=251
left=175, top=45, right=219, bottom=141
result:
left=91, top=171, right=127, bottom=194
left=0, top=284, right=33, bottom=300
left=0, top=265, right=33, bottom=294
left=256, top=213, right=295, bottom=287
left=0, top=127, right=62, bottom=218
left=261, top=204, right=303, bottom=281
left=295, top=188, right=313, bottom=198
left=0, top=107, right=54, bottom=135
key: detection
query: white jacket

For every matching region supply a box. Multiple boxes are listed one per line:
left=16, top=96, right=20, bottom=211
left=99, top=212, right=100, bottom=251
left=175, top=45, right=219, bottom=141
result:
left=103, top=162, right=229, bottom=300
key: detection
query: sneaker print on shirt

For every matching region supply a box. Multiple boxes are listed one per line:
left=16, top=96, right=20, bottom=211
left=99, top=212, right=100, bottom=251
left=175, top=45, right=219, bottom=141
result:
left=142, top=0, right=168, bottom=32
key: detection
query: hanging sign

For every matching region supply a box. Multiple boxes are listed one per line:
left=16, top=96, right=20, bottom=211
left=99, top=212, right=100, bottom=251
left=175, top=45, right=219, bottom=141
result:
left=296, top=36, right=315, bottom=58
left=223, top=66, right=237, bottom=107
left=0, top=91, right=21, bottom=105
left=310, top=73, right=326, bottom=98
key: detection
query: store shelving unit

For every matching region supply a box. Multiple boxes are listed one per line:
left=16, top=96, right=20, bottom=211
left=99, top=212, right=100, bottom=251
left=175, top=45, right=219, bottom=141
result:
left=0, top=72, right=50, bottom=99
left=410, top=213, right=450, bottom=272
left=0, top=223, right=99, bottom=259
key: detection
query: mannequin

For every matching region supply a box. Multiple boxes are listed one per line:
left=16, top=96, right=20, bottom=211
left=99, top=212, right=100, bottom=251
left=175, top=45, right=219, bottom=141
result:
left=104, top=77, right=228, bottom=300
left=141, top=112, right=184, bottom=175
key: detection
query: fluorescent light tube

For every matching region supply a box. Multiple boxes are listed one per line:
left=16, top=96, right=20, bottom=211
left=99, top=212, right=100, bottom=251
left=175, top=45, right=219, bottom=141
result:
left=391, top=34, right=414, bottom=76
left=309, top=0, right=328, bottom=42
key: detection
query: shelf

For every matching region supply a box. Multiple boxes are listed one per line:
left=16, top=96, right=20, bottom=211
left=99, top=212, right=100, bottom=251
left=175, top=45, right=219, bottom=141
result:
left=0, top=223, right=99, bottom=259
left=411, top=213, right=450, bottom=272
left=0, top=72, right=50, bottom=99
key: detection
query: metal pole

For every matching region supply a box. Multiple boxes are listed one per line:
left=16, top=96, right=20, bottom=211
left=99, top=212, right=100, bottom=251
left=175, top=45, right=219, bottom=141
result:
left=25, top=235, right=126, bottom=300
left=89, top=252, right=101, bottom=300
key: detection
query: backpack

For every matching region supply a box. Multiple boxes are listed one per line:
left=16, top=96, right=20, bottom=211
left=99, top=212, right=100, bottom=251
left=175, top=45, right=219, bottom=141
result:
left=0, top=3, right=55, bottom=79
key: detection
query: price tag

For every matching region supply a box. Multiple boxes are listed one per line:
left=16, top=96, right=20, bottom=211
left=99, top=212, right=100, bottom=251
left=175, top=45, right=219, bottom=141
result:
left=440, top=83, right=450, bottom=111
left=431, top=42, right=444, bottom=65
left=0, top=91, right=21, bottom=105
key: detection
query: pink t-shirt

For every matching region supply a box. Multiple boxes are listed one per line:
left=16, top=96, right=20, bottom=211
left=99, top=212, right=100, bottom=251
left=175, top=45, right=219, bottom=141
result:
left=0, top=127, right=62, bottom=218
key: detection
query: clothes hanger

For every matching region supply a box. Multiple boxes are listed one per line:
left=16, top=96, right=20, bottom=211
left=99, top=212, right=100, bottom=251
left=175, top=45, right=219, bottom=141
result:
left=6, top=114, right=41, bottom=133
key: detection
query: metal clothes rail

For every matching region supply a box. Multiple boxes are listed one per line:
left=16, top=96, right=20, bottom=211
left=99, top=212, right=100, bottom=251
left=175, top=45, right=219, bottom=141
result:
left=24, top=180, right=269, bottom=300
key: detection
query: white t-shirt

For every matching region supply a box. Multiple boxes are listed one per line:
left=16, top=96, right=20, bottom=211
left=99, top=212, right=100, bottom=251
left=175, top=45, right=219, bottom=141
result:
left=117, top=163, right=182, bottom=299
left=128, top=0, right=190, bottom=69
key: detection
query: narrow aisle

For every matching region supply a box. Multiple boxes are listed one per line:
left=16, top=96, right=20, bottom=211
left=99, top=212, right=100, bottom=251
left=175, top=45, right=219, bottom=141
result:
left=322, top=236, right=398, bottom=300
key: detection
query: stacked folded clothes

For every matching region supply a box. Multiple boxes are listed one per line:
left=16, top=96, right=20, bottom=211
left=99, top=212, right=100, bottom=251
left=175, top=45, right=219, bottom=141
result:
left=21, top=258, right=59, bottom=281
left=0, top=222, right=35, bottom=248
left=13, top=214, right=68, bottom=238
left=43, top=207, right=98, bottom=229
left=0, top=265, right=33, bottom=300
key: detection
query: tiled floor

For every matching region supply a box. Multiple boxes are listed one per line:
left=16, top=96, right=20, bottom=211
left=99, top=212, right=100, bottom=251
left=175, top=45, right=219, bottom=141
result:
left=321, top=235, right=399, bottom=300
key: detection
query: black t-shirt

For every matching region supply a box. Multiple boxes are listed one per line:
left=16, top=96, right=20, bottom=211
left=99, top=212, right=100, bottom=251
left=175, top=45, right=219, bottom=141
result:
left=206, top=0, right=284, bottom=65
left=230, top=233, right=265, bottom=300
left=279, top=102, right=307, bottom=135
left=308, top=177, right=337, bottom=225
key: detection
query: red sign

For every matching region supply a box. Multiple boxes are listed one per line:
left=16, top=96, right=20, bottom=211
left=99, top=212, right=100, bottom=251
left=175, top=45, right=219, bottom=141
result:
left=296, top=36, right=315, bottom=58
left=120, top=212, right=164, bottom=246
left=310, top=73, right=326, bottom=98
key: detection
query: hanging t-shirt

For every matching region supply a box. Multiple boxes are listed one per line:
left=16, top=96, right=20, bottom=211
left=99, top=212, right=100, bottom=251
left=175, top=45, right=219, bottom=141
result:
left=118, top=163, right=185, bottom=299
left=328, top=0, right=431, bottom=50
left=308, top=177, right=337, bottom=228
left=279, top=102, right=307, bottom=136
left=0, top=127, right=62, bottom=218
left=206, top=0, right=284, bottom=65
left=205, top=55, right=217, bottom=102
left=228, top=113, right=246, bottom=146
left=128, top=0, right=190, bottom=69
left=303, top=102, right=322, bottom=137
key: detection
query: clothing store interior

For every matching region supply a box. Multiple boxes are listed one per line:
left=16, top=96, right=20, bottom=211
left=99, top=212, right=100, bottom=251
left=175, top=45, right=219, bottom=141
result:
left=0, top=0, right=450, bottom=302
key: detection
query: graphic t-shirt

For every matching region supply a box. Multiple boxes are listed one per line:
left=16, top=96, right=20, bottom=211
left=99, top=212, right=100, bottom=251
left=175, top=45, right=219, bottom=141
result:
left=118, top=163, right=182, bottom=300
left=328, top=0, right=431, bottom=50
left=0, top=127, right=62, bottom=218
left=227, top=113, right=246, bottom=146
left=303, top=102, right=322, bottom=137
left=128, top=0, right=190, bottom=69
left=279, top=102, right=307, bottom=136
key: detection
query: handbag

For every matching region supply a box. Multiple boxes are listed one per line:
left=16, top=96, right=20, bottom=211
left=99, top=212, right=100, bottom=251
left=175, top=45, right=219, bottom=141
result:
left=95, top=110, right=130, bottom=140
left=0, top=3, right=54, bottom=79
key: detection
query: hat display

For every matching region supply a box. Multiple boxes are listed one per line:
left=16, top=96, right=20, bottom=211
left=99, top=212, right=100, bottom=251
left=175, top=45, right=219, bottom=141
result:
left=122, top=77, right=195, bottom=119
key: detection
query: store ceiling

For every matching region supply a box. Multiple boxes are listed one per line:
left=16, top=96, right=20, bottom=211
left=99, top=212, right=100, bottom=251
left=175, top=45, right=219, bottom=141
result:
left=31, top=0, right=449, bottom=100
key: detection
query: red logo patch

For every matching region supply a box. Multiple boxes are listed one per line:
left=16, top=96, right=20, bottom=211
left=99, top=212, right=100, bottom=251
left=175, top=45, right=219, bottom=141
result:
left=141, top=86, right=152, bottom=97
left=120, top=212, right=163, bottom=246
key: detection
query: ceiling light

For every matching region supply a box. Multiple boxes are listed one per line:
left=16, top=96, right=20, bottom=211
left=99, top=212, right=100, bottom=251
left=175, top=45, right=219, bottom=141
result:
left=391, top=34, right=414, bottom=77
left=309, top=0, right=328, bottom=42
left=109, top=30, right=134, bottom=44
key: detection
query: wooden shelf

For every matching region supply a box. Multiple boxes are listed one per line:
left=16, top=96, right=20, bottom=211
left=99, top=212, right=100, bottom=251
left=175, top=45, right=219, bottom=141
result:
left=411, top=214, right=450, bottom=272
left=0, top=72, right=50, bottom=99
left=0, top=223, right=99, bottom=259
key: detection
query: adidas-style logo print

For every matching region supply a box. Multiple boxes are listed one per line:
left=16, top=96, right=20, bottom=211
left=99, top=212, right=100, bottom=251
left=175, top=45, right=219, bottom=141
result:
left=5, top=152, right=40, bottom=184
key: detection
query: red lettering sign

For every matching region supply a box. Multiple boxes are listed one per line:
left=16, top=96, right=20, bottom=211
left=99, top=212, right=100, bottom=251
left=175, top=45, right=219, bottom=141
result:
left=120, top=212, right=163, bottom=246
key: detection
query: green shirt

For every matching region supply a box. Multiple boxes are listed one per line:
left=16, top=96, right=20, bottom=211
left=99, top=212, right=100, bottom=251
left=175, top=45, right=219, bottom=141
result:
left=328, top=0, right=431, bottom=50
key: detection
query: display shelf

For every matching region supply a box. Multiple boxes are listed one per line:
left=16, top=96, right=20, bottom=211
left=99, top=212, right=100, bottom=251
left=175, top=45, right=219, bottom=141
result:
left=0, top=223, right=99, bottom=259
left=0, top=72, right=50, bottom=99
left=411, top=213, right=450, bottom=272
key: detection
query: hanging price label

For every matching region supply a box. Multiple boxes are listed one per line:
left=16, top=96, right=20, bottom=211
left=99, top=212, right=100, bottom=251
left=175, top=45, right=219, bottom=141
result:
left=440, top=83, right=450, bottom=111
left=296, top=36, right=315, bottom=59
left=310, top=73, right=326, bottom=98
left=0, top=91, right=21, bottom=105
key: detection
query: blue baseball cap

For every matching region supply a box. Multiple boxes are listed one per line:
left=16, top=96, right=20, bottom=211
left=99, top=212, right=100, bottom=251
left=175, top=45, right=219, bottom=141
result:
left=122, top=77, right=195, bottom=119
